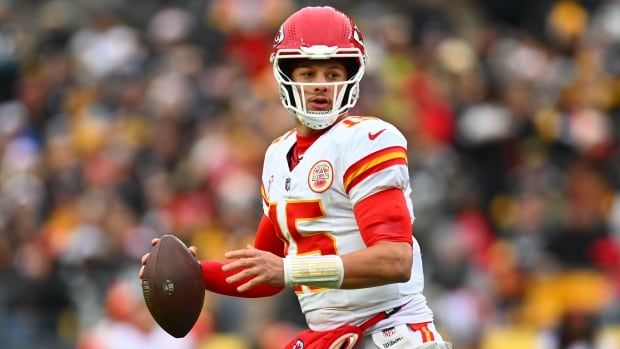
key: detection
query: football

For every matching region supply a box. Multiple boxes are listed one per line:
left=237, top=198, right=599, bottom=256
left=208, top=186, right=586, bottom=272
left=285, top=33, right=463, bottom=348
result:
left=141, top=234, right=205, bottom=338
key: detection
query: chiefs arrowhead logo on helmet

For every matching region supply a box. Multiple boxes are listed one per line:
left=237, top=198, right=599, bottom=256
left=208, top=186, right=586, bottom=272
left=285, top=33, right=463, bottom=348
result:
left=352, top=24, right=364, bottom=48
left=273, top=25, right=285, bottom=48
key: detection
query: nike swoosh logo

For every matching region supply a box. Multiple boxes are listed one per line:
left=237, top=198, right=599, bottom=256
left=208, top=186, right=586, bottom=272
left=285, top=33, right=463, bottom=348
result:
left=368, top=129, right=386, bottom=140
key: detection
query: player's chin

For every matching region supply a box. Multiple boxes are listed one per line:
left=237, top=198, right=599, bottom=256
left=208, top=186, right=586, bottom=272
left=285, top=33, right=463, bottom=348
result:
left=307, top=105, right=333, bottom=112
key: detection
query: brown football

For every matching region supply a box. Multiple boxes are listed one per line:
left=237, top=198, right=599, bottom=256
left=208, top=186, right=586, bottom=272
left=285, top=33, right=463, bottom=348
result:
left=141, top=234, right=204, bottom=338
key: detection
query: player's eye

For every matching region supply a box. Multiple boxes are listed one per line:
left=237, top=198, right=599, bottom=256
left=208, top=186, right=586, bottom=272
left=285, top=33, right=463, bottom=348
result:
left=327, top=71, right=345, bottom=81
left=293, top=69, right=314, bottom=81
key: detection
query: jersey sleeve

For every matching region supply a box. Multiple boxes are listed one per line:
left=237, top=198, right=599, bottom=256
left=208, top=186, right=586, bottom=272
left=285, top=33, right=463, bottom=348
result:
left=354, top=188, right=413, bottom=246
left=341, top=120, right=411, bottom=206
left=260, top=144, right=275, bottom=215
left=260, top=129, right=295, bottom=214
left=254, top=215, right=285, bottom=257
left=260, top=180, right=269, bottom=213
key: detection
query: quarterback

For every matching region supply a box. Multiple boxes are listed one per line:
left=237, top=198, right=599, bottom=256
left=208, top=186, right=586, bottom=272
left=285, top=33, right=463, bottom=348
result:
left=141, top=6, right=451, bottom=349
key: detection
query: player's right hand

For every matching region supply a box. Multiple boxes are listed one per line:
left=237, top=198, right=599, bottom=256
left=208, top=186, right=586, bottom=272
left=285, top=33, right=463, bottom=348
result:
left=222, top=244, right=285, bottom=292
left=139, top=238, right=198, bottom=279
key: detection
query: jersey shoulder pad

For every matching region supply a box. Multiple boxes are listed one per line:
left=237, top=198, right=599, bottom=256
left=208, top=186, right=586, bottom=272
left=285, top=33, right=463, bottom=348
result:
left=338, top=116, right=383, bottom=130
left=337, top=116, right=406, bottom=149
left=265, top=128, right=296, bottom=157
left=269, top=128, right=296, bottom=146
left=339, top=117, right=410, bottom=196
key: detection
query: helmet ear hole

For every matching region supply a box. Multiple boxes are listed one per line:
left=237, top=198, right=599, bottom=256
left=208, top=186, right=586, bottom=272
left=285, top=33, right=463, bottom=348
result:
left=341, top=83, right=357, bottom=109
left=281, top=84, right=297, bottom=108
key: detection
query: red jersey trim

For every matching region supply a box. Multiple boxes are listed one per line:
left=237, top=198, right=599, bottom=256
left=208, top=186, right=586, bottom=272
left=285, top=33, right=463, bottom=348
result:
left=260, top=183, right=268, bottom=206
left=271, top=129, right=296, bottom=145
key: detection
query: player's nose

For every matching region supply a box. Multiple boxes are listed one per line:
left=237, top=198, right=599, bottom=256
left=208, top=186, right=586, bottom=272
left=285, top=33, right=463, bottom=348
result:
left=313, top=84, right=328, bottom=92
left=312, top=71, right=330, bottom=92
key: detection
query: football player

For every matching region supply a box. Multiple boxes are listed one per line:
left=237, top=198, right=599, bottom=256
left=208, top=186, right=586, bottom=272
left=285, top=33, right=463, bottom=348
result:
left=141, top=6, right=451, bottom=349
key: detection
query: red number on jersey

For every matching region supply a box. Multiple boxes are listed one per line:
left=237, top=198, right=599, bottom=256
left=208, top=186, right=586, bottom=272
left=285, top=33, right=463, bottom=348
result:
left=341, top=116, right=377, bottom=127
left=268, top=200, right=338, bottom=293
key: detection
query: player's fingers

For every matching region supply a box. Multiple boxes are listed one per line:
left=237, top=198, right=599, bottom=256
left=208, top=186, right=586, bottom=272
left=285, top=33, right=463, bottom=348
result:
left=151, top=238, right=160, bottom=246
left=222, top=257, right=257, bottom=272
left=188, top=246, right=198, bottom=257
left=221, top=258, right=243, bottom=271
left=225, top=272, right=244, bottom=284
left=225, top=267, right=257, bottom=284
left=141, top=253, right=149, bottom=265
left=224, top=248, right=257, bottom=259
left=139, top=265, right=145, bottom=279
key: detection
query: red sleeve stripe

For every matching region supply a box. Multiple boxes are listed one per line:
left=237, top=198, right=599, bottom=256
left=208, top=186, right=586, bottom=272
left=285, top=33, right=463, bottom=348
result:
left=260, top=183, right=268, bottom=206
left=343, top=146, right=408, bottom=194
left=345, top=158, right=407, bottom=194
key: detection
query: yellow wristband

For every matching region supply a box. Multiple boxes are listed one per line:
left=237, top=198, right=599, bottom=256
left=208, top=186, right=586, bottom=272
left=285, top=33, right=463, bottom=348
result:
left=283, top=255, right=344, bottom=289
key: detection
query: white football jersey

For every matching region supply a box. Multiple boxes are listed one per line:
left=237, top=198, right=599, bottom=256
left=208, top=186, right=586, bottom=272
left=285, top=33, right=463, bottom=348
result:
left=260, top=116, right=434, bottom=331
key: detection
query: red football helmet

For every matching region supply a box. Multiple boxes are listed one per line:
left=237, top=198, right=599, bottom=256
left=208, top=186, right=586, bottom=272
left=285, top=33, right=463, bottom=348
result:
left=270, top=6, right=367, bottom=129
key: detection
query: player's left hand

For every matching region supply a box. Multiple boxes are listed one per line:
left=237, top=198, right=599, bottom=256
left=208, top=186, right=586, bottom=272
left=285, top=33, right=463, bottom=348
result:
left=139, top=238, right=198, bottom=279
left=222, top=245, right=284, bottom=292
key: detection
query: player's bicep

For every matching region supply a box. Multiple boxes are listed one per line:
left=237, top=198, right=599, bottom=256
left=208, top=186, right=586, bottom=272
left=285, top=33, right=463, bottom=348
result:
left=353, top=188, right=413, bottom=246
left=254, top=215, right=286, bottom=257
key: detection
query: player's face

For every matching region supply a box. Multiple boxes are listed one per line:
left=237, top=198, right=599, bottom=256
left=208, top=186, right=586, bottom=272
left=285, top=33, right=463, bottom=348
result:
left=290, top=60, right=348, bottom=112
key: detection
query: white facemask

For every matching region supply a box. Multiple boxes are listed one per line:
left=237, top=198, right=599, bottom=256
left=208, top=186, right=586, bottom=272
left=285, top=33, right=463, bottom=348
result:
left=272, top=46, right=365, bottom=130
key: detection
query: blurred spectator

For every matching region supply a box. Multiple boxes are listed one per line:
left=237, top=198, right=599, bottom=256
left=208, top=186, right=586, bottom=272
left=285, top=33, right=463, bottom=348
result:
left=76, top=271, right=200, bottom=349
left=539, top=309, right=597, bottom=349
left=0, top=238, right=72, bottom=349
left=0, top=0, right=619, bottom=348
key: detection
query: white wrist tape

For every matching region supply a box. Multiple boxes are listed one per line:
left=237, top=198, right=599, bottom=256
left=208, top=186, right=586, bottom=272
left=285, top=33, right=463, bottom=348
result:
left=283, top=255, right=344, bottom=289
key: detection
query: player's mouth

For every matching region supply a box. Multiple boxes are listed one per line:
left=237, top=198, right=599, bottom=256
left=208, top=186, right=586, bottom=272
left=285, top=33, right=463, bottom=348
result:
left=308, top=97, right=331, bottom=110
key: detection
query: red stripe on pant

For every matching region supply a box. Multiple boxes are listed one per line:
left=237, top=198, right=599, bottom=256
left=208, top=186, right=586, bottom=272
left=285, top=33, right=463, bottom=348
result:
left=407, top=322, right=435, bottom=342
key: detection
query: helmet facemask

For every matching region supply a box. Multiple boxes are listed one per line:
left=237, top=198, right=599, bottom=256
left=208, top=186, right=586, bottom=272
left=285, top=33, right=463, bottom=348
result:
left=272, top=50, right=365, bottom=130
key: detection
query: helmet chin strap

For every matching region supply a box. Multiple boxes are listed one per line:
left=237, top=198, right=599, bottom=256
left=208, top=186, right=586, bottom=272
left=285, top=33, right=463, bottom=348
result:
left=296, top=110, right=340, bottom=130
left=292, top=80, right=350, bottom=130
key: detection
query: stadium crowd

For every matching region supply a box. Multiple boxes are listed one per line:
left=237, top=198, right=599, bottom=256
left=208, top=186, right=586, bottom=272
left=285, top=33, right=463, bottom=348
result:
left=0, top=0, right=619, bottom=348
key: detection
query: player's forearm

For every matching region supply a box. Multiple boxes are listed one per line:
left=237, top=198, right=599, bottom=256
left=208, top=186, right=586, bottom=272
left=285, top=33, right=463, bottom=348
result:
left=339, top=241, right=412, bottom=289
left=201, top=260, right=284, bottom=297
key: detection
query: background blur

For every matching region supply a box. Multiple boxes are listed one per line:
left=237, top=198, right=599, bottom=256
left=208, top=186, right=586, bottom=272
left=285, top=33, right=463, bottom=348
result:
left=0, top=0, right=619, bottom=348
